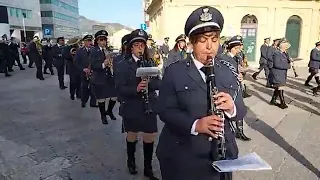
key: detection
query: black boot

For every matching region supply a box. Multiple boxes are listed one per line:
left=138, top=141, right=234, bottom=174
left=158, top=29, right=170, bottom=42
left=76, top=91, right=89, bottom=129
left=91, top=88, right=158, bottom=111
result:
left=98, top=102, right=108, bottom=124
left=315, top=76, right=320, bottom=85
left=278, top=90, right=288, bottom=109
left=106, top=100, right=116, bottom=120
left=235, top=120, right=251, bottom=141
left=251, top=72, right=258, bottom=80
left=312, top=86, right=320, bottom=96
left=143, top=142, right=159, bottom=180
left=126, top=140, right=138, bottom=175
left=242, top=84, right=252, bottom=98
left=304, top=74, right=314, bottom=87
left=270, top=89, right=279, bottom=106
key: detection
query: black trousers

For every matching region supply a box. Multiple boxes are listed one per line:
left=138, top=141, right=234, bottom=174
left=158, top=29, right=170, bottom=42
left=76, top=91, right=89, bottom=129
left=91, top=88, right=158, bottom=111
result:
left=35, top=58, right=44, bottom=79
left=81, top=77, right=96, bottom=105
left=56, top=64, right=65, bottom=87
left=28, top=55, right=34, bottom=67
left=69, top=74, right=81, bottom=97
left=43, top=59, right=54, bottom=74
left=22, top=54, right=28, bottom=64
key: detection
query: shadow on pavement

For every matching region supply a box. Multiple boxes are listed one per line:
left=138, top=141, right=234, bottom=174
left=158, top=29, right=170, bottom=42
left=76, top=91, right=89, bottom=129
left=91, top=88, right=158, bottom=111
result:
left=243, top=76, right=320, bottom=177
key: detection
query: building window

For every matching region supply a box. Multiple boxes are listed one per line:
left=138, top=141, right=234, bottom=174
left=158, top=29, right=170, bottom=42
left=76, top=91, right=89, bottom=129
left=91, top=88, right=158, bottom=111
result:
left=41, top=11, right=53, bottom=17
left=40, top=0, right=79, bottom=13
left=8, top=7, right=32, bottom=19
left=53, top=12, right=77, bottom=23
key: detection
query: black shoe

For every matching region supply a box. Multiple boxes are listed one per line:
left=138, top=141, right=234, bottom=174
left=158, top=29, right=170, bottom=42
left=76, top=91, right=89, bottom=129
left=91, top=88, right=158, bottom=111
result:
left=28, top=66, right=34, bottom=68
left=43, top=71, right=50, bottom=74
left=143, top=142, right=159, bottom=180
left=38, top=77, right=45, bottom=81
left=270, top=89, right=279, bottom=106
left=70, top=95, right=75, bottom=100
left=106, top=100, right=117, bottom=120
left=20, top=67, right=25, bottom=70
left=235, top=120, right=251, bottom=141
left=90, top=104, right=98, bottom=108
left=251, top=72, right=258, bottom=80
left=81, top=103, right=86, bottom=108
left=278, top=90, right=288, bottom=109
left=312, top=86, right=319, bottom=96
left=127, top=140, right=138, bottom=175
left=98, top=102, right=108, bottom=124
left=304, top=82, right=313, bottom=87
left=60, top=86, right=67, bottom=90
left=5, top=73, right=11, bottom=77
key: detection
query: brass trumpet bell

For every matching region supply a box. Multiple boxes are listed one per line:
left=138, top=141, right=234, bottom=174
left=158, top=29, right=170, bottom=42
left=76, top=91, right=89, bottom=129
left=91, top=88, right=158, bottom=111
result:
left=66, top=37, right=81, bottom=46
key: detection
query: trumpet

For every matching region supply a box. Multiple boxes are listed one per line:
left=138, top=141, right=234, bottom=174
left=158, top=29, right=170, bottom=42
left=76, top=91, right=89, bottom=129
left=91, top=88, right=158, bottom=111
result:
left=103, top=48, right=113, bottom=76
left=70, top=47, right=77, bottom=58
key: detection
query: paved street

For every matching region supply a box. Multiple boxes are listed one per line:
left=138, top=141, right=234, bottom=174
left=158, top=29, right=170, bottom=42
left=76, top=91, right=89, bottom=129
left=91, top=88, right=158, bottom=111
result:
left=0, top=66, right=319, bottom=180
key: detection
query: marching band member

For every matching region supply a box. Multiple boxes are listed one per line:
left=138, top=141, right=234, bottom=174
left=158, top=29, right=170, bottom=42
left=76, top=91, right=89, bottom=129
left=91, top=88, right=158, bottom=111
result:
left=115, top=29, right=160, bottom=179
left=305, top=41, right=320, bottom=88
left=42, top=39, right=54, bottom=75
left=252, top=37, right=271, bottom=87
left=113, top=33, right=130, bottom=75
left=0, top=35, right=11, bottom=77
left=28, top=36, right=44, bottom=80
left=221, top=35, right=251, bottom=141
left=8, top=37, right=25, bottom=71
left=269, top=38, right=291, bottom=109
left=52, top=37, right=67, bottom=89
left=167, top=34, right=187, bottom=67
left=74, top=35, right=97, bottom=108
left=89, top=30, right=117, bottom=125
left=160, top=37, right=170, bottom=68
left=156, top=6, right=246, bottom=180
left=63, top=37, right=82, bottom=100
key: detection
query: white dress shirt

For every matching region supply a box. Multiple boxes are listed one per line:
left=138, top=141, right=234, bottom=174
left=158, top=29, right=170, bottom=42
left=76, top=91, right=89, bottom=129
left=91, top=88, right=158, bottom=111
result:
left=190, top=54, right=237, bottom=135
left=132, top=54, right=139, bottom=62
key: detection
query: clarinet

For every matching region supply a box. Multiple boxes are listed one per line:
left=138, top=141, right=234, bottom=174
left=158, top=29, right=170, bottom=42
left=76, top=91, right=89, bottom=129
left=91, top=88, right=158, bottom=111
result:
left=138, top=53, right=153, bottom=114
left=203, top=56, right=226, bottom=161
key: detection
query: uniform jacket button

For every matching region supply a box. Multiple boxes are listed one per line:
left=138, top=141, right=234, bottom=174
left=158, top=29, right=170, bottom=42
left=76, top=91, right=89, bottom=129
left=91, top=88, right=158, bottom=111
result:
left=185, top=86, right=188, bottom=90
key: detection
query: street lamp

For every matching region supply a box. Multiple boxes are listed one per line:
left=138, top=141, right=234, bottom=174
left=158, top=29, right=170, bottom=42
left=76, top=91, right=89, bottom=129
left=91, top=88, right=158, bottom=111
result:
left=22, top=12, right=27, bottom=42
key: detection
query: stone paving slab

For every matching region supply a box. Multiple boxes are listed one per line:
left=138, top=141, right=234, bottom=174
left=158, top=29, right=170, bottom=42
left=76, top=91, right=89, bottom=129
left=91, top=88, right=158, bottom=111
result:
left=0, top=66, right=319, bottom=180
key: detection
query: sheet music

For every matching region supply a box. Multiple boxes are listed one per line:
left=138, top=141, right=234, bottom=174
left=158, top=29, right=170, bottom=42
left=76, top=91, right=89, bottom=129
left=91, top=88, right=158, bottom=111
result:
left=212, top=152, right=272, bottom=172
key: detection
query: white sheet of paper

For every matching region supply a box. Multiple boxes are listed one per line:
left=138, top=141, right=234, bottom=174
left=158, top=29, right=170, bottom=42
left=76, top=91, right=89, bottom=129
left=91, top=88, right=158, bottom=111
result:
left=212, top=152, right=272, bottom=172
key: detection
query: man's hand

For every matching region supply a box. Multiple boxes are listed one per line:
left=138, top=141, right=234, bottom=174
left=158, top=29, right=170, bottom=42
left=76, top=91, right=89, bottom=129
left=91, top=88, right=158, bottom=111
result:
left=83, top=68, right=90, bottom=74
left=137, top=80, right=148, bottom=92
left=195, top=115, right=224, bottom=138
left=214, top=92, right=235, bottom=115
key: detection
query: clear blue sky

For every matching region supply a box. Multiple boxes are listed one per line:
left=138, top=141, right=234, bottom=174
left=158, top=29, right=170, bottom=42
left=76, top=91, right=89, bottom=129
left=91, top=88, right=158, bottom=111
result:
left=78, top=0, right=144, bottom=29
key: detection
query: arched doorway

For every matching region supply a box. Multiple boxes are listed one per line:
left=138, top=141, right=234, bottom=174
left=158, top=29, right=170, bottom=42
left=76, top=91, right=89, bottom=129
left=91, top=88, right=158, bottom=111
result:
left=285, top=15, right=302, bottom=58
left=240, top=15, right=258, bottom=62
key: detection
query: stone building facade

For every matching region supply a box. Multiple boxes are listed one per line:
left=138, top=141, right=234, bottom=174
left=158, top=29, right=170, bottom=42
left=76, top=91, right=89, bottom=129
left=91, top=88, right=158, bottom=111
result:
left=144, top=0, right=320, bottom=67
